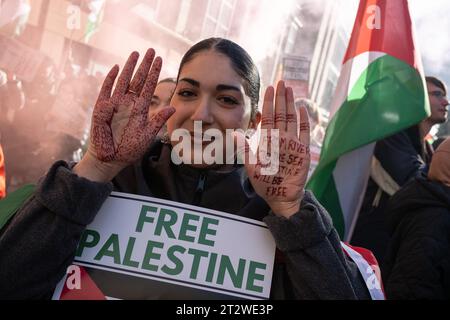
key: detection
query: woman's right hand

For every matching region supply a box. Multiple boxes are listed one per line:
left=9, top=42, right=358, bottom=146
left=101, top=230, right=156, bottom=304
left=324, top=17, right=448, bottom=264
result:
left=73, top=49, right=175, bottom=182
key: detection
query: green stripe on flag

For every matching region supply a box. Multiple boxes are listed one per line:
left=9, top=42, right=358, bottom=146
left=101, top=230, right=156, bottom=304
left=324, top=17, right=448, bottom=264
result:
left=0, top=184, right=36, bottom=230
left=310, top=160, right=345, bottom=236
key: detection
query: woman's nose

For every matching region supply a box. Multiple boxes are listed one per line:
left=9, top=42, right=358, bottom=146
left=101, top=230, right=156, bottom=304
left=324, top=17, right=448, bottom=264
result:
left=190, top=97, right=214, bottom=124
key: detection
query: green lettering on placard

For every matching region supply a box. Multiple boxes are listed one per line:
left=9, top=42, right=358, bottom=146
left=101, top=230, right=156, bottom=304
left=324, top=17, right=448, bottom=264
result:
left=94, top=234, right=121, bottom=264
left=136, top=205, right=157, bottom=232
left=123, top=237, right=139, bottom=268
left=154, top=208, right=177, bottom=239
left=161, top=245, right=186, bottom=276
left=246, top=261, right=266, bottom=293
left=217, top=255, right=245, bottom=289
left=76, top=229, right=100, bottom=257
left=198, top=217, right=219, bottom=247
left=142, top=240, right=164, bottom=272
left=179, top=213, right=199, bottom=243
left=187, top=248, right=209, bottom=279
left=206, top=253, right=218, bottom=283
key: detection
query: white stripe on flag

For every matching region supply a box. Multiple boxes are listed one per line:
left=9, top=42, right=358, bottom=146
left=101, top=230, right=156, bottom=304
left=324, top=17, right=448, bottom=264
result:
left=341, top=242, right=385, bottom=300
left=333, top=143, right=375, bottom=241
left=329, top=52, right=386, bottom=118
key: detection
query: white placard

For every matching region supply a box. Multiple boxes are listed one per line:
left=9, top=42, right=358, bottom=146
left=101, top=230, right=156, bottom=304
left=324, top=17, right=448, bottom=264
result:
left=53, top=192, right=276, bottom=300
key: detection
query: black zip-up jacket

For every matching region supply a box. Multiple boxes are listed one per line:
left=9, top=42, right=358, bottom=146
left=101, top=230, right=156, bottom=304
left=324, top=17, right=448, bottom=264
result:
left=0, top=141, right=370, bottom=299
left=383, top=174, right=450, bottom=299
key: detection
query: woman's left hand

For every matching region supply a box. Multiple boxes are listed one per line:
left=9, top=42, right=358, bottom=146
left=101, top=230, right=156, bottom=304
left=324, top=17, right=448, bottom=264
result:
left=235, top=81, right=310, bottom=218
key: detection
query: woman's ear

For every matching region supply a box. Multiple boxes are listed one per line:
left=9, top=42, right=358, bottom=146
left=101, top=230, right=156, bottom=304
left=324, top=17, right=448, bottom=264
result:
left=248, top=111, right=262, bottom=130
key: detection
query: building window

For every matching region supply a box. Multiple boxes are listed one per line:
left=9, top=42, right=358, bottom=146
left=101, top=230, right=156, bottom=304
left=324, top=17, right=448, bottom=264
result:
left=202, top=0, right=236, bottom=38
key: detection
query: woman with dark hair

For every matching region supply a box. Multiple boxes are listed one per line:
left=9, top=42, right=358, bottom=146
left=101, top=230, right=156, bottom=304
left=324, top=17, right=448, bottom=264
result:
left=0, top=38, right=371, bottom=299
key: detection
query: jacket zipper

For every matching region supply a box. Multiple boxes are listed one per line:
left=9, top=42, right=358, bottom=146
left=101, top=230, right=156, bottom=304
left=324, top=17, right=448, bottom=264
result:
left=193, top=172, right=207, bottom=206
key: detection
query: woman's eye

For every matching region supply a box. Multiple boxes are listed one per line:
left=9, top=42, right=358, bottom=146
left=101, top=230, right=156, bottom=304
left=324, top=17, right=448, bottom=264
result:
left=177, top=90, right=196, bottom=98
left=218, top=96, right=239, bottom=105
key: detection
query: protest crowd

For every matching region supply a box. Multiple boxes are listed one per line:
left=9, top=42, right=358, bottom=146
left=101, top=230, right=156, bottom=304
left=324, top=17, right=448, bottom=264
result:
left=0, top=0, right=449, bottom=301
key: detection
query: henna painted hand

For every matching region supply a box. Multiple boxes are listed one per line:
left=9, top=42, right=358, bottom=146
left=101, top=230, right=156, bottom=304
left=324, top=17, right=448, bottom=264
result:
left=75, top=49, right=175, bottom=182
left=235, top=81, right=310, bottom=218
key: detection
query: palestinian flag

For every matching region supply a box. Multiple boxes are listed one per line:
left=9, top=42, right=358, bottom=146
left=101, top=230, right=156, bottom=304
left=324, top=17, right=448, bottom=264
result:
left=307, top=0, right=430, bottom=240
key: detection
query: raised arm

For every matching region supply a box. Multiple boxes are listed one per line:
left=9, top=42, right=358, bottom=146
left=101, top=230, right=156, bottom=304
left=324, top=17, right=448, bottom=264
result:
left=74, top=49, right=175, bottom=182
left=235, top=81, right=370, bottom=299
left=0, top=49, right=174, bottom=299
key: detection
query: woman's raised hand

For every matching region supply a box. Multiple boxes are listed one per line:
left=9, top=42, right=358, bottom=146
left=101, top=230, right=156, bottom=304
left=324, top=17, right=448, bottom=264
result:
left=74, top=49, right=175, bottom=182
left=235, top=81, right=311, bottom=218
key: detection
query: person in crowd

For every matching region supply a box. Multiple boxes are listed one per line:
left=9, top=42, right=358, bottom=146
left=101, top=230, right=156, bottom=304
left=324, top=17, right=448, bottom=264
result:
left=383, top=138, right=450, bottom=299
left=0, top=38, right=371, bottom=299
left=0, top=0, right=29, bottom=124
left=0, top=0, right=29, bottom=192
left=0, top=70, right=25, bottom=185
left=351, top=76, right=449, bottom=264
left=2, top=56, right=57, bottom=191
left=149, top=77, right=176, bottom=139
left=0, top=63, right=25, bottom=193
left=0, top=71, right=25, bottom=125
left=46, top=67, right=100, bottom=162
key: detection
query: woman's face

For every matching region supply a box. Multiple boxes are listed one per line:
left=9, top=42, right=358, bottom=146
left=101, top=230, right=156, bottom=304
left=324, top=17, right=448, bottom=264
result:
left=150, top=81, right=176, bottom=115
left=167, top=50, right=258, bottom=166
left=149, top=81, right=176, bottom=137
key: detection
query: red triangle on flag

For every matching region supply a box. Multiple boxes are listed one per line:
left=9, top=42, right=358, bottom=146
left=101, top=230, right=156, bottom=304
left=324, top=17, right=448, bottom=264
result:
left=60, top=265, right=106, bottom=300
left=343, top=243, right=385, bottom=294
left=344, top=0, right=421, bottom=70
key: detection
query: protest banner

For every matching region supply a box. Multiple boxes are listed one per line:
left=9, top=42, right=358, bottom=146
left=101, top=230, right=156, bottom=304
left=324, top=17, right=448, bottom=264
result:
left=52, top=192, right=276, bottom=300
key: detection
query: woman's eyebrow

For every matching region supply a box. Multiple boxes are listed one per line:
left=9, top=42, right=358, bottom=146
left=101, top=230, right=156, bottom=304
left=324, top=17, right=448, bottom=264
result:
left=179, top=78, right=199, bottom=87
left=179, top=78, right=241, bottom=93
left=216, top=84, right=241, bottom=92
